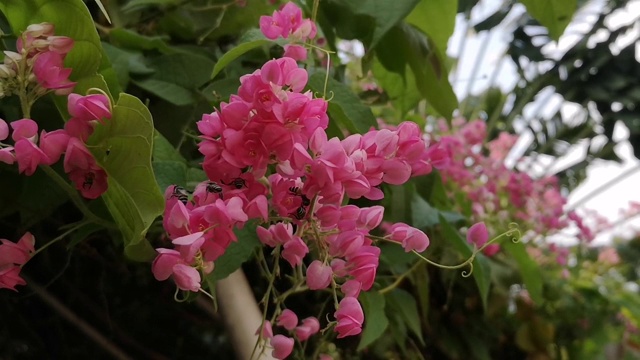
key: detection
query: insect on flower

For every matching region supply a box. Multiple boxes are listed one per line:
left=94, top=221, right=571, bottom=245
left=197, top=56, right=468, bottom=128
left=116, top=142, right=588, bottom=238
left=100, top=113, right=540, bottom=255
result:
left=289, top=186, right=310, bottom=206
left=223, top=177, right=246, bottom=189
left=82, top=172, right=95, bottom=190
left=205, top=181, right=224, bottom=200
left=290, top=205, right=306, bottom=220
left=170, top=185, right=190, bottom=205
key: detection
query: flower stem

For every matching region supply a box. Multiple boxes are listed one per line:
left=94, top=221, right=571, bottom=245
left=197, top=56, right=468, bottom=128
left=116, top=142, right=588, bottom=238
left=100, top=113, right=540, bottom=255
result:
left=29, top=220, right=90, bottom=259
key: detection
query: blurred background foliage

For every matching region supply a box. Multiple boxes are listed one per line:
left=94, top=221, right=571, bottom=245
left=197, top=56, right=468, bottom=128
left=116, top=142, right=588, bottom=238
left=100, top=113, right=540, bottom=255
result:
left=1, top=0, right=640, bottom=359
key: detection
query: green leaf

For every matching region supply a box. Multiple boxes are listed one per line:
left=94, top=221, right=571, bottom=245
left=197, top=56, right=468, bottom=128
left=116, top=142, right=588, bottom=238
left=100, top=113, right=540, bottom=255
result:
left=210, top=31, right=273, bottom=79
left=371, top=59, right=421, bottom=115
left=122, top=0, right=181, bottom=12
left=152, top=131, right=188, bottom=192
left=386, top=289, right=424, bottom=345
left=307, top=72, right=377, bottom=134
left=519, top=0, right=577, bottom=41
left=87, top=93, right=165, bottom=261
left=108, top=28, right=174, bottom=53
left=438, top=214, right=491, bottom=310
left=411, top=193, right=465, bottom=229
left=133, top=78, right=196, bottom=106
left=321, top=0, right=420, bottom=48
left=376, top=23, right=457, bottom=119
left=358, top=291, right=389, bottom=350
left=405, top=0, right=457, bottom=54
left=206, top=224, right=261, bottom=282
left=501, top=238, right=544, bottom=304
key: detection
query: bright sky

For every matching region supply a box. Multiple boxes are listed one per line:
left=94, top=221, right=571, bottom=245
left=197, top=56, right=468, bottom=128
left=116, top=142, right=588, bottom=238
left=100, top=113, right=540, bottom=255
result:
left=448, top=0, right=640, bottom=245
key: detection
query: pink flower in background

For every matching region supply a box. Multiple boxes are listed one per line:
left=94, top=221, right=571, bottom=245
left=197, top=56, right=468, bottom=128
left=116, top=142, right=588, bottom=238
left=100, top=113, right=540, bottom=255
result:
left=467, top=222, right=489, bottom=248
left=256, top=321, right=273, bottom=339
left=0, top=266, right=27, bottom=291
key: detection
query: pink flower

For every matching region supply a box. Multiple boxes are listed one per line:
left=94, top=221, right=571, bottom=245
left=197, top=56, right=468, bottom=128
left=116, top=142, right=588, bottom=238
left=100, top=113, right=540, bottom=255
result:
left=295, top=317, right=320, bottom=341
left=32, top=51, right=76, bottom=95
left=0, top=148, right=15, bottom=165
left=67, top=167, right=108, bottom=199
left=10, top=119, right=38, bottom=142
left=387, top=223, right=430, bottom=252
left=151, top=249, right=201, bottom=292
left=39, top=129, right=70, bottom=165
left=0, top=118, right=9, bottom=141
left=306, top=260, right=332, bottom=290
left=256, top=321, right=273, bottom=339
left=467, top=222, right=489, bottom=248
left=334, top=297, right=364, bottom=338
left=0, top=265, right=27, bottom=291
left=341, top=280, right=362, bottom=298
left=277, top=309, right=298, bottom=330
left=0, top=232, right=35, bottom=266
left=271, top=335, right=294, bottom=359
left=282, top=236, right=308, bottom=267
left=67, top=93, right=112, bottom=123
left=283, top=44, right=307, bottom=61
left=14, top=139, right=47, bottom=175
left=482, top=243, right=500, bottom=257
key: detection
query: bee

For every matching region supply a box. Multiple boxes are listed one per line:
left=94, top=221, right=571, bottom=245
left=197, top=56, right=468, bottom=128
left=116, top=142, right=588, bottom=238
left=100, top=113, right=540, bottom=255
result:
left=82, top=172, right=95, bottom=190
left=223, top=177, right=247, bottom=189
left=205, top=181, right=224, bottom=200
left=290, top=206, right=306, bottom=220
left=171, top=185, right=190, bottom=205
left=288, top=186, right=310, bottom=207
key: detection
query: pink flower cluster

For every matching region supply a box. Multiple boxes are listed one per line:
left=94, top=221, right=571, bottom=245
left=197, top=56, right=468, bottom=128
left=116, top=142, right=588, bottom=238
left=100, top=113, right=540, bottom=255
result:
left=1, top=23, right=75, bottom=98
left=157, top=56, right=443, bottom=344
left=257, top=310, right=321, bottom=359
left=434, top=118, right=591, bottom=248
left=0, top=92, right=112, bottom=199
left=0, top=233, right=35, bottom=291
left=259, top=3, right=317, bottom=61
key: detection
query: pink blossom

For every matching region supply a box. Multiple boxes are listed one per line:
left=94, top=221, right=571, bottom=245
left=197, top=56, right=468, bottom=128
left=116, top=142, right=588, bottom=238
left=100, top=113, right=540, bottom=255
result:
left=151, top=249, right=201, bottom=292
left=32, top=51, right=76, bottom=95
left=282, top=235, right=308, bottom=267
left=295, top=317, right=320, bottom=341
left=0, top=232, right=35, bottom=266
left=482, top=243, right=500, bottom=257
left=277, top=309, right=298, bottom=330
left=306, top=260, right=332, bottom=290
left=256, top=321, right=274, bottom=339
left=0, top=119, right=9, bottom=141
left=67, top=167, right=108, bottom=199
left=14, top=138, right=47, bottom=175
left=598, top=247, right=620, bottom=265
left=467, top=222, right=489, bottom=248
left=347, top=246, right=379, bottom=291
left=0, top=265, right=27, bottom=291
left=283, top=44, right=307, bottom=61
left=172, top=231, right=205, bottom=262
left=67, top=93, right=112, bottom=122
left=387, top=223, right=430, bottom=252
left=341, top=280, right=362, bottom=298
left=172, top=264, right=202, bottom=292
left=334, top=297, right=364, bottom=338
left=0, top=148, right=15, bottom=165
left=39, top=129, right=70, bottom=165
left=10, top=119, right=38, bottom=142
left=271, top=335, right=294, bottom=360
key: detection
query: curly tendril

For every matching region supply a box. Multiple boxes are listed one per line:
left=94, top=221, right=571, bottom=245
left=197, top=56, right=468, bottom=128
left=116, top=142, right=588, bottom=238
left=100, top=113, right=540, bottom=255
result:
left=408, top=223, right=523, bottom=278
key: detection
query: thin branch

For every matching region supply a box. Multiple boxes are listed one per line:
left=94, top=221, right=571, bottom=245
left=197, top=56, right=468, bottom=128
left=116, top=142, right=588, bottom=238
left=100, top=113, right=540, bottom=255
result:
left=26, top=278, right=133, bottom=360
